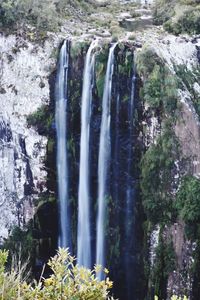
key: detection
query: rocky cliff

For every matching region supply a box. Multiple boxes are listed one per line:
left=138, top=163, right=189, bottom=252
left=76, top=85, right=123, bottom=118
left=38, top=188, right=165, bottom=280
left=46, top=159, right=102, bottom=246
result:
left=0, top=34, right=52, bottom=241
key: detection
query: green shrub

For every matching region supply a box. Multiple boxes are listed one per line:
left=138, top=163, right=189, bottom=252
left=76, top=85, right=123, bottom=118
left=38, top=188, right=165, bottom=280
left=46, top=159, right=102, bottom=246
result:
left=152, top=0, right=176, bottom=25
left=137, top=48, right=178, bottom=116
left=175, top=176, right=200, bottom=224
left=2, top=225, right=35, bottom=274
left=153, top=235, right=176, bottom=299
left=141, top=124, right=179, bottom=224
left=0, top=0, right=96, bottom=32
left=153, top=0, right=200, bottom=35
left=177, top=8, right=200, bottom=34
left=174, top=64, right=200, bottom=118
left=27, top=105, right=53, bottom=136
left=136, top=48, right=163, bottom=79
left=0, top=0, right=58, bottom=30
left=164, top=8, right=200, bottom=35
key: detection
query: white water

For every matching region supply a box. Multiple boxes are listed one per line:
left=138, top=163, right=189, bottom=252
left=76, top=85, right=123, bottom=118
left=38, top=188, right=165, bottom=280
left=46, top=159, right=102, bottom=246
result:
left=77, top=41, right=96, bottom=268
left=55, top=41, right=71, bottom=249
left=96, top=43, right=117, bottom=278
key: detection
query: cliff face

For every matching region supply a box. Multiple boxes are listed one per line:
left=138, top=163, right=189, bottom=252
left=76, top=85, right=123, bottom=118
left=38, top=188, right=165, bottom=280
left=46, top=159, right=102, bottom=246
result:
left=140, top=32, right=200, bottom=298
left=0, top=34, right=56, bottom=241
left=151, top=34, right=200, bottom=175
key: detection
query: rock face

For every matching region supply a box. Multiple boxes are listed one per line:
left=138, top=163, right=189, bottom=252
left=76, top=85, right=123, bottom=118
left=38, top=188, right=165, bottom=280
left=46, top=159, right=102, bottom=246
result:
left=151, top=34, right=200, bottom=172
left=141, top=33, right=200, bottom=298
left=145, top=34, right=200, bottom=176
left=0, top=34, right=56, bottom=242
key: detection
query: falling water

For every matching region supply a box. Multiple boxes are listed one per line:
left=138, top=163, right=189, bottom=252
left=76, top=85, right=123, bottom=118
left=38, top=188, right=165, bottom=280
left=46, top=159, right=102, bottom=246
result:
left=96, top=43, right=117, bottom=278
left=125, top=61, right=137, bottom=298
left=77, top=41, right=96, bottom=268
left=113, top=93, right=120, bottom=211
left=55, top=40, right=71, bottom=249
left=125, top=62, right=136, bottom=239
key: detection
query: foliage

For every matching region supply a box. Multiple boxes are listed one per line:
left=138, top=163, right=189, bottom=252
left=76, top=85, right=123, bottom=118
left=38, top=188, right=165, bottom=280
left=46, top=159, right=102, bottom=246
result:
left=95, top=45, right=109, bottom=99
left=138, top=50, right=179, bottom=224
left=136, top=48, right=163, bottom=79
left=27, top=104, right=53, bottom=135
left=143, top=65, right=178, bottom=115
left=141, top=123, right=179, bottom=224
left=137, top=48, right=178, bottom=116
left=153, top=235, right=176, bottom=299
left=153, top=0, right=200, bottom=35
left=2, top=225, right=35, bottom=273
left=0, top=0, right=96, bottom=32
left=175, top=176, right=200, bottom=224
left=164, top=8, right=200, bottom=35
left=152, top=0, right=176, bottom=26
left=0, top=248, right=115, bottom=300
left=0, top=0, right=59, bottom=30
left=174, top=64, right=200, bottom=118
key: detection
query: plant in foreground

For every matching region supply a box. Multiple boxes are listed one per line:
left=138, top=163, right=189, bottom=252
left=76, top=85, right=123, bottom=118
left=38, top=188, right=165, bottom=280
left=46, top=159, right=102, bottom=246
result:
left=0, top=248, right=115, bottom=300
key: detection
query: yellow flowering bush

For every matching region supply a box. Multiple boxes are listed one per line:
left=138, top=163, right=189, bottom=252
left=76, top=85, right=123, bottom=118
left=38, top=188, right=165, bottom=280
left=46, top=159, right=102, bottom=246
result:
left=0, top=248, right=115, bottom=300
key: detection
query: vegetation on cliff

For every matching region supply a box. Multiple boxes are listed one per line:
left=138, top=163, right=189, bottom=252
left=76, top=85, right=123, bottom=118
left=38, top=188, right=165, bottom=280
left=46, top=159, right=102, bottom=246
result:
left=0, top=0, right=97, bottom=29
left=153, top=0, right=200, bottom=34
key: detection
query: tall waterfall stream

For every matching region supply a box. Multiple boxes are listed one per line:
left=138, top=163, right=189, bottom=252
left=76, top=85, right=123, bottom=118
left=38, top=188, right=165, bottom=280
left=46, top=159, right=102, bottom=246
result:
left=55, top=40, right=138, bottom=299
left=55, top=40, right=71, bottom=250
left=96, top=43, right=117, bottom=279
left=77, top=41, right=96, bottom=268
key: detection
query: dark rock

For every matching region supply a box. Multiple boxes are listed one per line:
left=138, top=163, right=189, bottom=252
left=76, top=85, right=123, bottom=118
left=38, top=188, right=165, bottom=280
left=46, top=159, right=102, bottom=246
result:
left=7, top=54, right=14, bottom=63
left=196, top=46, right=200, bottom=64
left=39, top=81, right=45, bottom=88
left=0, top=86, right=6, bottom=94
left=0, top=118, right=12, bottom=142
left=12, top=86, right=18, bottom=95
left=191, top=37, right=198, bottom=44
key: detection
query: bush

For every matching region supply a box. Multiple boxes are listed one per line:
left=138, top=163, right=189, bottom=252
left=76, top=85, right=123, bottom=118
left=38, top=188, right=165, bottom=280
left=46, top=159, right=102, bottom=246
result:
left=27, top=105, right=53, bottom=135
left=175, top=176, right=200, bottom=224
left=136, top=48, right=163, bottom=79
left=0, top=0, right=59, bottom=30
left=153, top=0, right=200, bottom=35
left=0, top=248, right=115, bottom=300
left=137, top=48, right=178, bottom=116
left=141, top=124, right=179, bottom=224
left=152, top=0, right=176, bottom=25
left=0, top=0, right=96, bottom=32
left=164, top=8, right=200, bottom=35
left=2, top=226, right=34, bottom=271
left=174, top=64, right=200, bottom=118
left=153, top=236, right=176, bottom=299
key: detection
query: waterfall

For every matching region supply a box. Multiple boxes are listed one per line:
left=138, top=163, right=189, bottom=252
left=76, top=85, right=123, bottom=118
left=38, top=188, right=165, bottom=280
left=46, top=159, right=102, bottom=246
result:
left=55, top=40, right=71, bottom=249
left=77, top=41, right=96, bottom=268
left=125, top=61, right=136, bottom=297
left=96, top=43, right=117, bottom=278
left=113, top=93, right=120, bottom=211
left=125, top=62, right=136, bottom=240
